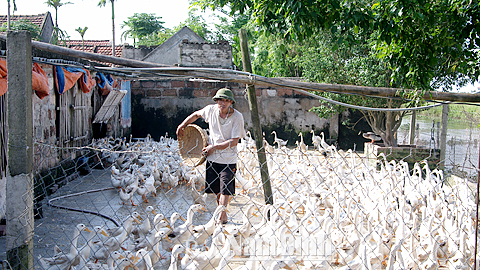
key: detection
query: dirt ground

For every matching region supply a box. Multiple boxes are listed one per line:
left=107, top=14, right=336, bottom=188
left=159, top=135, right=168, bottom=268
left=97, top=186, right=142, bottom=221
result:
left=0, top=167, right=265, bottom=269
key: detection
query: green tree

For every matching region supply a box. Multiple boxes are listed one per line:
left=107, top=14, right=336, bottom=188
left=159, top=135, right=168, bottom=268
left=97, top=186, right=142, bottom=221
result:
left=75, top=26, right=88, bottom=51
left=212, top=10, right=253, bottom=69
left=195, top=0, right=479, bottom=146
left=194, top=0, right=479, bottom=90
left=136, top=28, right=175, bottom=47
left=173, top=10, right=212, bottom=41
left=0, top=20, right=41, bottom=40
left=121, top=13, right=164, bottom=46
left=98, top=0, right=117, bottom=56
left=135, top=11, right=213, bottom=47
left=45, top=0, right=72, bottom=44
left=296, top=32, right=406, bottom=146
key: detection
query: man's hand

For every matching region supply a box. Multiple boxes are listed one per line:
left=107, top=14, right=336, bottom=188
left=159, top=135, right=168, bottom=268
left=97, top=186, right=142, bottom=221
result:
left=176, top=124, right=185, bottom=138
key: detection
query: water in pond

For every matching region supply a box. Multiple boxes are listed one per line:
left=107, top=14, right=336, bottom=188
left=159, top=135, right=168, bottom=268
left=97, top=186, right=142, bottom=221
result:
left=397, top=115, right=479, bottom=180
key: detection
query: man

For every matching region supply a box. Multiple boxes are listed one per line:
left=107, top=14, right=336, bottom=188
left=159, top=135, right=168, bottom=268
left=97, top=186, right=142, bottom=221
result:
left=176, top=88, right=245, bottom=224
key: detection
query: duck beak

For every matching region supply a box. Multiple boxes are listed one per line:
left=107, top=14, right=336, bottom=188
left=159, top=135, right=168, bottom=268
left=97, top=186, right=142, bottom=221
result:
left=180, top=216, right=187, bottom=222
left=134, top=217, right=141, bottom=224
left=84, top=227, right=92, bottom=233
left=166, top=224, right=172, bottom=230
left=100, top=230, right=109, bottom=237
left=164, top=237, right=172, bottom=243
left=252, top=213, right=258, bottom=217
left=152, top=210, right=157, bottom=215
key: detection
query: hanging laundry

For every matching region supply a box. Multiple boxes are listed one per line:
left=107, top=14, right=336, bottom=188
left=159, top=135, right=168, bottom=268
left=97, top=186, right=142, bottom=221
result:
left=54, top=66, right=96, bottom=94
left=95, top=72, right=118, bottom=96
left=0, top=58, right=6, bottom=97
left=0, top=59, right=50, bottom=99
left=32, top=63, right=50, bottom=99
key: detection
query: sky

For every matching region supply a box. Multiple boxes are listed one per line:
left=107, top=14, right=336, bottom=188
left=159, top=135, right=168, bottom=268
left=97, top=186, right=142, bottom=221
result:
left=9, top=0, right=213, bottom=45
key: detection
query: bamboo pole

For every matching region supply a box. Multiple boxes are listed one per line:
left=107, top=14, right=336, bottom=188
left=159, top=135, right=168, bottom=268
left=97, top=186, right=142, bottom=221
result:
left=239, top=29, right=273, bottom=206
left=1, top=34, right=480, bottom=102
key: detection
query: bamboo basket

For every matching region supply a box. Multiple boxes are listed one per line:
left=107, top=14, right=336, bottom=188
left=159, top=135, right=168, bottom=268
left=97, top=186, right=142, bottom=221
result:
left=178, top=124, right=208, bottom=167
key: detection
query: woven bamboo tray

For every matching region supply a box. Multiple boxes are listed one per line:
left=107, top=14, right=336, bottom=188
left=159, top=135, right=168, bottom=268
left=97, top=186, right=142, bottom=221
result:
left=178, top=124, right=208, bottom=167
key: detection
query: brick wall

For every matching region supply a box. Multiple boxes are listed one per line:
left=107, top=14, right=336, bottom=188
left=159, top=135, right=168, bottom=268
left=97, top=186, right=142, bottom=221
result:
left=130, top=78, right=332, bottom=146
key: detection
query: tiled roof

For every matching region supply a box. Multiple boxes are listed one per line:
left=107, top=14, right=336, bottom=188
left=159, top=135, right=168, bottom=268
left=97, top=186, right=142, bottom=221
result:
left=66, top=40, right=111, bottom=46
left=65, top=40, right=123, bottom=57
left=0, top=13, right=48, bottom=29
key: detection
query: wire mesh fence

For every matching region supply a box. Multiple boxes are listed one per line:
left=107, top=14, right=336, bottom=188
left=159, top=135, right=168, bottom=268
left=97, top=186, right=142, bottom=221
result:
left=397, top=110, right=480, bottom=182
left=2, top=128, right=478, bottom=270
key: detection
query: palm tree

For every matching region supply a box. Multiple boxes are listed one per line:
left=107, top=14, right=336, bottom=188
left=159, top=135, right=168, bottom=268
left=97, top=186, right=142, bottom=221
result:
left=75, top=26, right=88, bottom=51
left=7, top=0, right=17, bottom=29
left=45, top=0, right=72, bottom=44
left=98, top=0, right=117, bottom=56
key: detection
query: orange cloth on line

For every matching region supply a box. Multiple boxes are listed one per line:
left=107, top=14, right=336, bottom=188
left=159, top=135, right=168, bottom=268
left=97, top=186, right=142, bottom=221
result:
left=79, top=69, right=96, bottom=94
left=32, top=63, right=50, bottom=99
left=54, top=66, right=83, bottom=94
left=0, top=60, right=50, bottom=98
left=54, top=66, right=96, bottom=94
left=0, top=58, right=7, bottom=97
left=95, top=72, right=118, bottom=96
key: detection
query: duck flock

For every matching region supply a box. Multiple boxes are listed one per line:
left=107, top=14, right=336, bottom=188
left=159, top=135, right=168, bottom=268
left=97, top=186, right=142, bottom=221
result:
left=38, top=131, right=479, bottom=270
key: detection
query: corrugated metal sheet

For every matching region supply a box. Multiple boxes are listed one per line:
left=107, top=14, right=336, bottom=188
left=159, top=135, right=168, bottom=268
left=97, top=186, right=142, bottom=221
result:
left=120, top=80, right=131, bottom=128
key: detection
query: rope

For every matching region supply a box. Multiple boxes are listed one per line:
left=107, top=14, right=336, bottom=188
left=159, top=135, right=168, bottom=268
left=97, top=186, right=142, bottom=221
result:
left=94, top=66, right=450, bottom=112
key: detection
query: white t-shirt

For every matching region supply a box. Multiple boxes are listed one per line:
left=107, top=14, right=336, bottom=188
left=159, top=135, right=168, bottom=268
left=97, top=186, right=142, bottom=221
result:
left=199, top=104, right=246, bottom=164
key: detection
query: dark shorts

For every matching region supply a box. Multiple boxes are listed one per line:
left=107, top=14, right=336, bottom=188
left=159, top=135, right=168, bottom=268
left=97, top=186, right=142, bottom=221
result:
left=205, top=160, right=236, bottom=195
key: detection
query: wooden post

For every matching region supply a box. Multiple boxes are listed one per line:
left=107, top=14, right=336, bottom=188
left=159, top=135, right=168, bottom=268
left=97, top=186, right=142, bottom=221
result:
left=409, top=111, right=416, bottom=145
left=6, top=31, right=34, bottom=270
left=239, top=29, right=273, bottom=206
left=439, top=104, right=449, bottom=170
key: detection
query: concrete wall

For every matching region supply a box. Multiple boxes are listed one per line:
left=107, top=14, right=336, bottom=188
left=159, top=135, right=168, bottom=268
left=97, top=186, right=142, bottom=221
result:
left=40, top=12, right=54, bottom=43
left=32, top=63, right=57, bottom=171
left=142, top=27, right=206, bottom=66
left=121, top=45, right=155, bottom=61
left=130, top=78, right=332, bottom=146
left=180, top=41, right=233, bottom=69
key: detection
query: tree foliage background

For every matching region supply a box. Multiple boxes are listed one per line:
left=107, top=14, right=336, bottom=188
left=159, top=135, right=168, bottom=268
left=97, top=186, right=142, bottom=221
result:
left=191, top=0, right=479, bottom=146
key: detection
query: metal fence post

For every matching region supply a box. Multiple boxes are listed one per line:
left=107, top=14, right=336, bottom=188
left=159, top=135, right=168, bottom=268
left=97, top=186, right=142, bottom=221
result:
left=6, top=30, right=34, bottom=270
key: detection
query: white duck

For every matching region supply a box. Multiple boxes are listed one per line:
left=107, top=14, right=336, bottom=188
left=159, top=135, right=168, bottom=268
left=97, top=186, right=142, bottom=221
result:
left=75, top=226, right=108, bottom=268
left=190, top=205, right=226, bottom=244
left=92, top=215, right=139, bottom=262
left=169, top=212, right=187, bottom=230
left=165, top=204, right=205, bottom=251
left=182, top=226, right=225, bottom=270
left=39, top=224, right=91, bottom=270
left=119, top=171, right=139, bottom=206
left=132, top=206, right=156, bottom=238
left=135, top=248, right=153, bottom=270
left=168, top=245, right=185, bottom=270
left=297, top=131, right=308, bottom=153
left=271, top=130, right=288, bottom=149
left=189, top=176, right=207, bottom=206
